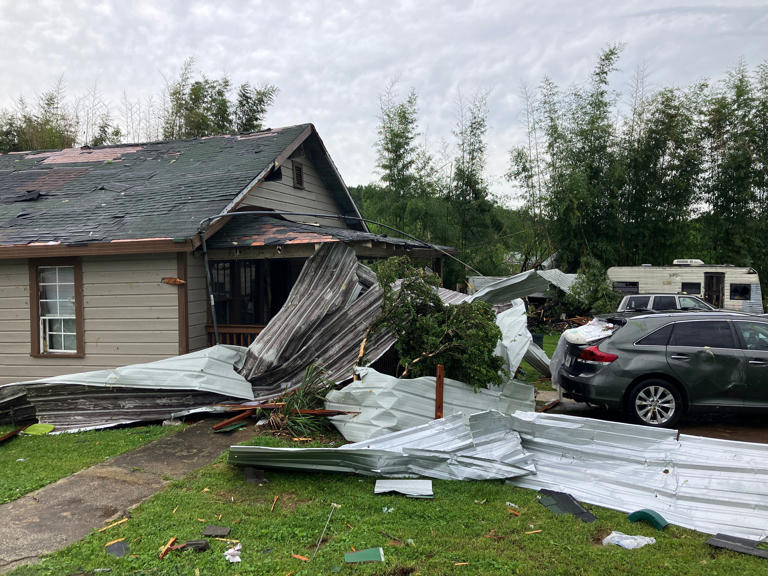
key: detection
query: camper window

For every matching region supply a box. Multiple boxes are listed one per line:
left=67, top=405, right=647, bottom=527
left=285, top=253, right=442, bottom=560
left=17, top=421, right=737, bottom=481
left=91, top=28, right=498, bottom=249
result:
left=681, top=282, right=701, bottom=295
left=730, top=284, right=752, bottom=301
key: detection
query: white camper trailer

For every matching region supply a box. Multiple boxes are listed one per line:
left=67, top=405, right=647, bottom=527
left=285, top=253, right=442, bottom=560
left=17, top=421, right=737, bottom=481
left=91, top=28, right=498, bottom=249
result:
left=607, top=260, right=764, bottom=314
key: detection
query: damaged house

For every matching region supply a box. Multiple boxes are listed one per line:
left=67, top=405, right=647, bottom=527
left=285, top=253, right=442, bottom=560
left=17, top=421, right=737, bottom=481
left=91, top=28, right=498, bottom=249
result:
left=0, top=124, right=445, bottom=388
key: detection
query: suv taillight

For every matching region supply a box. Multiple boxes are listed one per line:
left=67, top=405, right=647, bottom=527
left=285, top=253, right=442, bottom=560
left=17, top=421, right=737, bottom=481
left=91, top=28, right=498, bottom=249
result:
left=578, top=345, right=618, bottom=364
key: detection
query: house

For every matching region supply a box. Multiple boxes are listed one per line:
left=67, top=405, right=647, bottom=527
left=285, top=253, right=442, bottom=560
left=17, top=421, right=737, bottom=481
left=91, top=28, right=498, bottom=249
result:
left=0, top=124, right=445, bottom=386
left=608, top=260, right=764, bottom=313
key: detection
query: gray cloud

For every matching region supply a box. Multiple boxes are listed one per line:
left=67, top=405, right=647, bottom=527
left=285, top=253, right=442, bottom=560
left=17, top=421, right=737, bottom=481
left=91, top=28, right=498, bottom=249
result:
left=0, top=0, right=766, bottom=203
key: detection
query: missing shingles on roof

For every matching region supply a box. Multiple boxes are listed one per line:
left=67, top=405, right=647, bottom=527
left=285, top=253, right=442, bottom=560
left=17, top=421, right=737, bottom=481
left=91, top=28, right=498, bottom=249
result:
left=0, top=189, right=43, bottom=204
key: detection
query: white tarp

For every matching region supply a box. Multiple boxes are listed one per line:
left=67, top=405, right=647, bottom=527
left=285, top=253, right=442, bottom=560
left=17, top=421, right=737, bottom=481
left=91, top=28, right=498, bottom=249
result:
left=508, top=411, right=768, bottom=541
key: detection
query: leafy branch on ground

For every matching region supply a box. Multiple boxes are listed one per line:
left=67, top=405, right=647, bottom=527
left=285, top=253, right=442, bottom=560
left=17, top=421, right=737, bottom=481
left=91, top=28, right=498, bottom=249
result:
left=372, top=256, right=504, bottom=389
left=263, top=364, right=336, bottom=438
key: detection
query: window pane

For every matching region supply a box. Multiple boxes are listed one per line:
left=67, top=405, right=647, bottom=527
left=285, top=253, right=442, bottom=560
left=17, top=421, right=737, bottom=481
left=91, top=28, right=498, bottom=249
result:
left=58, top=300, right=75, bottom=316
left=57, top=266, right=74, bottom=283
left=63, top=318, right=76, bottom=333
left=652, top=296, right=677, bottom=310
left=49, top=318, right=63, bottom=332
left=730, top=284, right=751, bottom=301
left=39, top=283, right=57, bottom=300
left=626, top=296, right=651, bottom=310
left=679, top=297, right=709, bottom=310
left=58, top=284, right=75, bottom=300
left=670, top=321, right=736, bottom=349
left=39, top=267, right=58, bottom=284
left=63, top=335, right=77, bottom=351
left=49, top=333, right=63, bottom=351
left=40, top=300, right=58, bottom=316
left=637, top=324, right=673, bottom=346
left=681, top=282, right=701, bottom=295
left=736, top=322, right=768, bottom=351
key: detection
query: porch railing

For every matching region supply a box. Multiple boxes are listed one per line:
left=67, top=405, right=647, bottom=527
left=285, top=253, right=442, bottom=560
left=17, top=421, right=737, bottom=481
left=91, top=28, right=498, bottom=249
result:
left=206, top=324, right=265, bottom=347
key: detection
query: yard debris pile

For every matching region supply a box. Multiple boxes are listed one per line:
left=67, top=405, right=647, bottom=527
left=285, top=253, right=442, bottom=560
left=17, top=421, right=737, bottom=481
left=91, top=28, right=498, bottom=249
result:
left=0, top=242, right=545, bottom=432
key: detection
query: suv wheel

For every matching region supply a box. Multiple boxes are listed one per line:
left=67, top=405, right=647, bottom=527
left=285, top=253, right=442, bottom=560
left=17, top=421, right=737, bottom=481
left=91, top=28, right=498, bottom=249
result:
left=628, top=379, right=682, bottom=428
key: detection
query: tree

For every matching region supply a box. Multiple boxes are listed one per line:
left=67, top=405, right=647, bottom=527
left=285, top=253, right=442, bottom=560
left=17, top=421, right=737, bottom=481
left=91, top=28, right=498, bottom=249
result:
left=372, top=256, right=504, bottom=389
left=162, top=58, right=277, bottom=140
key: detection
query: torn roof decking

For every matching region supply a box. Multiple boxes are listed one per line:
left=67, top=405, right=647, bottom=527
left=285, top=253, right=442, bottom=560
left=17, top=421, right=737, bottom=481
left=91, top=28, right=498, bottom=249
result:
left=0, top=124, right=365, bottom=256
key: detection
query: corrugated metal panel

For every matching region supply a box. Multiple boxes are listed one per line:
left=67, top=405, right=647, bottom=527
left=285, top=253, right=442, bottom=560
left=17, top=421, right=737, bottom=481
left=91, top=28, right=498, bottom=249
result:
left=229, top=411, right=535, bottom=481
left=507, top=412, right=768, bottom=540
left=324, top=367, right=533, bottom=443
left=467, top=269, right=574, bottom=305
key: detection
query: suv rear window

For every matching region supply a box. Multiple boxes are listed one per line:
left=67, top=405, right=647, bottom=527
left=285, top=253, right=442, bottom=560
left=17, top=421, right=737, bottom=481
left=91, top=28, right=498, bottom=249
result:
left=651, top=296, right=677, bottom=310
left=636, top=323, right=673, bottom=346
left=669, top=321, right=737, bottom=349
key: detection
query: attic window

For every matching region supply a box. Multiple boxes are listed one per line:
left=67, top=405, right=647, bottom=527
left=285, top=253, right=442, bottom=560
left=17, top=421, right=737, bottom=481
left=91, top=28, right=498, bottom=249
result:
left=292, top=161, right=304, bottom=189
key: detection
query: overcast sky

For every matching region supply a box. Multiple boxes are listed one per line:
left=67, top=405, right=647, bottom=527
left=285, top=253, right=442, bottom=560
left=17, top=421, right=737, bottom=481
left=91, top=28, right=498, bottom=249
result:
left=0, top=0, right=766, bottom=204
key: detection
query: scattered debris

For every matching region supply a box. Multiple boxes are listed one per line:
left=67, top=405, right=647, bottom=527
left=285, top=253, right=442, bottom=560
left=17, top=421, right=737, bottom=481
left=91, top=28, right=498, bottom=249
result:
left=224, top=543, right=242, bottom=563
left=158, top=537, right=177, bottom=560
left=180, top=540, right=210, bottom=552
left=0, top=424, right=31, bottom=444
left=537, top=489, right=596, bottom=523
left=213, top=410, right=256, bottom=432
left=382, top=507, right=395, bottom=514
left=374, top=480, right=433, bottom=499
left=706, top=533, right=768, bottom=559
left=312, top=503, right=341, bottom=560
left=270, top=495, right=279, bottom=512
left=22, top=423, right=54, bottom=435
left=229, top=411, right=534, bottom=481
left=525, top=530, right=543, bottom=535
left=344, top=547, right=385, bottom=563
left=627, top=509, right=668, bottom=531
left=97, top=518, right=128, bottom=532
left=602, top=531, right=656, bottom=549
left=508, top=412, right=768, bottom=540
left=291, top=553, right=309, bottom=561
left=325, top=368, right=534, bottom=442
left=201, top=525, right=231, bottom=538
left=105, top=539, right=129, bottom=558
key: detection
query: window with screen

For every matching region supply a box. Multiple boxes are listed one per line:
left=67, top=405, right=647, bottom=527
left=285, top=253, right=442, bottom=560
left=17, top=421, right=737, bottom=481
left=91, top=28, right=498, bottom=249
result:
left=30, top=261, right=83, bottom=356
left=613, top=281, right=639, bottom=295
left=669, top=321, right=736, bottom=349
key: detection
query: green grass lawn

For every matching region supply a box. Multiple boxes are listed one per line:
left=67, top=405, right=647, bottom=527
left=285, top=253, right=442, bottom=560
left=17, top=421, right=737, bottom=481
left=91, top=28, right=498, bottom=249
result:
left=8, top=430, right=763, bottom=576
left=0, top=424, right=181, bottom=504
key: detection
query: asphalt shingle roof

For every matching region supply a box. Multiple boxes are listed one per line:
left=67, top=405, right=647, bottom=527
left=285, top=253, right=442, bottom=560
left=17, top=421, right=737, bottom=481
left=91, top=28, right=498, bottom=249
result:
left=0, top=125, right=314, bottom=247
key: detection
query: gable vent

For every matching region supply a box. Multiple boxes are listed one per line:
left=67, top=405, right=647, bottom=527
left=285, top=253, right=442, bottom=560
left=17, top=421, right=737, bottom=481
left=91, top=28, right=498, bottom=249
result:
left=292, top=161, right=304, bottom=189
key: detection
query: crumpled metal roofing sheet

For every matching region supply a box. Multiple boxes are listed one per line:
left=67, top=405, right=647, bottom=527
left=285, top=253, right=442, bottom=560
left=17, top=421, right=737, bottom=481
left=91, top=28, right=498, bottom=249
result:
left=467, top=269, right=575, bottom=304
left=507, top=412, right=768, bottom=540
left=324, top=367, right=533, bottom=443
left=16, top=345, right=254, bottom=400
left=229, top=411, right=535, bottom=481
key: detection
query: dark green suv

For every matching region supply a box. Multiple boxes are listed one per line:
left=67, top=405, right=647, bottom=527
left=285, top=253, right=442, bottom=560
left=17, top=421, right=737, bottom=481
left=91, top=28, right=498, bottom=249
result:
left=558, top=312, right=768, bottom=427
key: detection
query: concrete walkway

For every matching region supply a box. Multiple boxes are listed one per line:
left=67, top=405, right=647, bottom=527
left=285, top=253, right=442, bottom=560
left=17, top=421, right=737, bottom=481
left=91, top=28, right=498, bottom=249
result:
left=0, top=421, right=255, bottom=573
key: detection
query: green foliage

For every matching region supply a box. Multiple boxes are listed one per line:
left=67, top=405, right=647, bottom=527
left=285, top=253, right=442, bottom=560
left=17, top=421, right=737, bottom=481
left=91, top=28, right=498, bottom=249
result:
left=0, top=424, right=179, bottom=504
left=8, top=433, right=766, bottom=575
left=162, top=58, right=277, bottom=140
left=271, top=364, right=336, bottom=438
left=567, top=256, right=621, bottom=315
left=373, top=257, right=504, bottom=389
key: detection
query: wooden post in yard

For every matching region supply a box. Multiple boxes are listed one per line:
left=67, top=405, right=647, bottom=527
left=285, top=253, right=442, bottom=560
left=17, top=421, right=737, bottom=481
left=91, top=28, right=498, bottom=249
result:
left=435, top=364, right=445, bottom=419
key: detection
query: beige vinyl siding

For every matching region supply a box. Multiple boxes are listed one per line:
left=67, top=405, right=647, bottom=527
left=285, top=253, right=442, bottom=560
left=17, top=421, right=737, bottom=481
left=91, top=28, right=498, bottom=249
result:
left=188, top=252, right=209, bottom=351
left=241, top=156, right=347, bottom=228
left=0, top=254, right=180, bottom=385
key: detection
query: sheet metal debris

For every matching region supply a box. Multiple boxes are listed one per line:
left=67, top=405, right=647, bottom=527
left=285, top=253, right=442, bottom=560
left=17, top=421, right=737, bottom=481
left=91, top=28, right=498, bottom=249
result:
left=239, top=243, right=396, bottom=397
left=467, top=269, right=576, bottom=304
left=706, top=534, right=768, bottom=559
left=0, top=346, right=254, bottom=431
left=374, top=479, right=434, bottom=499
left=537, top=489, right=596, bottom=522
left=507, top=412, right=768, bottom=540
left=229, top=411, right=535, bottom=481
left=324, top=367, right=533, bottom=443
